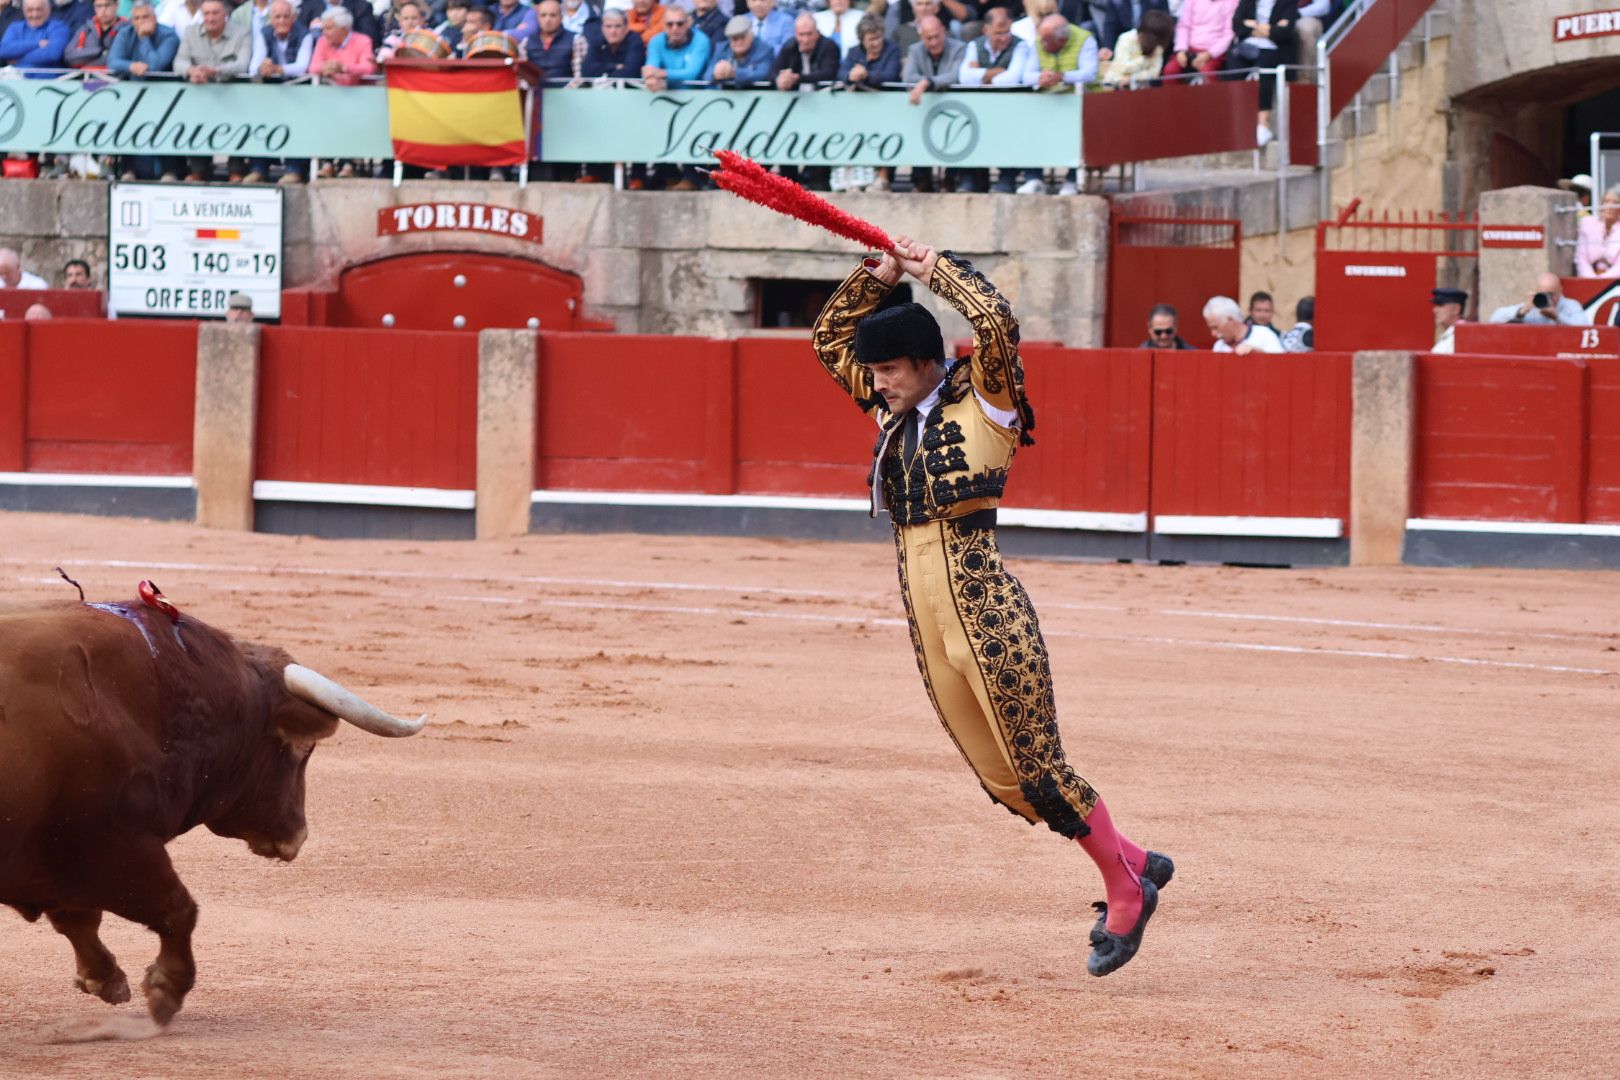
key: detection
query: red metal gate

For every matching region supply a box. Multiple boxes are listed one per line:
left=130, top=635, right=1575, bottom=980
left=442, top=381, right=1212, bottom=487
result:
left=1314, top=200, right=1478, bottom=352
left=1107, top=209, right=1241, bottom=349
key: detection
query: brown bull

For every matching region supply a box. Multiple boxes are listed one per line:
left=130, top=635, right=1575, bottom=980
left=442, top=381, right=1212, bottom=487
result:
left=0, top=584, right=423, bottom=1036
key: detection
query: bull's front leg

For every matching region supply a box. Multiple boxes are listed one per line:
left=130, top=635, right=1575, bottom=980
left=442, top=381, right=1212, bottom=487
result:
left=46, top=908, right=131, bottom=1004
left=96, top=840, right=199, bottom=1027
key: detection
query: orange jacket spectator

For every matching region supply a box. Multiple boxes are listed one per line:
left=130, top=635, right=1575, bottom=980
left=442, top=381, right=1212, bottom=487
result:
left=626, top=0, right=664, bottom=43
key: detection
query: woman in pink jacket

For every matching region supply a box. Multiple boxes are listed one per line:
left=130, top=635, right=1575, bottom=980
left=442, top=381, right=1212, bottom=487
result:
left=1576, top=186, right=1620, bottom=278
left=1161, top=0, right=1238, bottom=78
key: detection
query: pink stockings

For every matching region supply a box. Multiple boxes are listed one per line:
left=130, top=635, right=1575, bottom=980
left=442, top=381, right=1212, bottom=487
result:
left=1076, top=797, right=1146, bottom=934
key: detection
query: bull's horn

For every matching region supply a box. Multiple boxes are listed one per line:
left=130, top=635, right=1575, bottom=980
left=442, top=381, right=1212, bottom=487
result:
left=283, top=664, right=425, bottom=737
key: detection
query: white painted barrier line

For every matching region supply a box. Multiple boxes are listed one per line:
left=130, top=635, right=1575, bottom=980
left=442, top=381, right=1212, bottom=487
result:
left=253, top=481, right=476, bottom=511
left=1406, top=518, right=1620, bottom=538
left=0, top=472, right=194, bottom=489
left=7, top=555, right=1614, bottom=647
left=13, top=574, right=1611, bottom=676
left=1151, top=515, right=1344, bottom=539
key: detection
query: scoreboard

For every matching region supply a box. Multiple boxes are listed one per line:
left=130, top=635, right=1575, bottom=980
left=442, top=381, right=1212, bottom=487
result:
left=107, top=183, right=285, bottom=320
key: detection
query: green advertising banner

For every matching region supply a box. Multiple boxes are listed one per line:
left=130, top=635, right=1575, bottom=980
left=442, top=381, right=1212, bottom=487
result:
left=539, top=87, right=1081, bottom=168
left=0, top=80, right=393, bottom=158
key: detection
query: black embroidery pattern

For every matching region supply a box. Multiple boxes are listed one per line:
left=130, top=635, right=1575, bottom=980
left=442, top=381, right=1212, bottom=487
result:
left=922, top=420, right=964, bottom=450
left=930, top=467, right=1007, bottom=506
left=943, top=521, right=1098, bottom=838
left=929, top=253, right=1038, bottom=446
left=810, top=268, right=890, bottom=406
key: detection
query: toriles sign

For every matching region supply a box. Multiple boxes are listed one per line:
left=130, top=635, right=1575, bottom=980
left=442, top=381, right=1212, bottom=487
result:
left=0, top=82, right=391, bottom=157
left=538, top=87, right=1081, bottom=168
left=1554, top=9, right=1620, bottom=40
left=377, top=203, right=543, bottom=244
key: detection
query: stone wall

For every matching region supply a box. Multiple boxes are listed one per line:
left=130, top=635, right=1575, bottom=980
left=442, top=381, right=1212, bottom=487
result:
left=0, top=179, right=1110, bottom=345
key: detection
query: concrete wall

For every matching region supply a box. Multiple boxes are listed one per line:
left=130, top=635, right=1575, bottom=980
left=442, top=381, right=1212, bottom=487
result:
left=0, top=179, right=1110, bottom=345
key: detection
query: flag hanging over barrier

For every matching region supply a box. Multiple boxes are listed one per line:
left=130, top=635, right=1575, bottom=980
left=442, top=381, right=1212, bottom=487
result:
left=385, top=61, right=528, bottom=168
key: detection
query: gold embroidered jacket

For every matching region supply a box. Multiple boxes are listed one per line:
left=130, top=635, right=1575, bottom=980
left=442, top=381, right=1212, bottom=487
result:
left=810, top=252, right=1035, bottom=525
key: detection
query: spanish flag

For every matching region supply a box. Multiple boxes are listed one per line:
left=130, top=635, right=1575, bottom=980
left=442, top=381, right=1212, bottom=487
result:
left=386, top=62, right=527, bottom=168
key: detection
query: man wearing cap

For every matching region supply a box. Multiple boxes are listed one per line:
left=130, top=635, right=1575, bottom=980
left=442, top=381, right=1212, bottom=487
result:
left=1430, top=286, right=1465, bottom=353
left=708, top=11, right=771, bottom=83
left=811, top=238, right=1173, bottom=979
left=225, top=292, right=254, bottom=322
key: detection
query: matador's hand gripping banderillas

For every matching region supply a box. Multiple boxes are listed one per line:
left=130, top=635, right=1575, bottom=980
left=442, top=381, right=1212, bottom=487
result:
left=705, top=150, right=896, bottom=252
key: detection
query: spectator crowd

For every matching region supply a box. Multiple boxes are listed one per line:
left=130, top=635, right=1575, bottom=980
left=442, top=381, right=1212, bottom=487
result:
left=1, top=0, right=1349, bottom=189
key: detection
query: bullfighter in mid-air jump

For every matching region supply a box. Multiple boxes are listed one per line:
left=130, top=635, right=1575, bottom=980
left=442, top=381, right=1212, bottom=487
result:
left=810, top=235, right=1172, bottom=976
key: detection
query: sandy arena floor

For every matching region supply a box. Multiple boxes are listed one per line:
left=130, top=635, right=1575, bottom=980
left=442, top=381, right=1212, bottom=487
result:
left=0, top=510, right=1616, bottom=1077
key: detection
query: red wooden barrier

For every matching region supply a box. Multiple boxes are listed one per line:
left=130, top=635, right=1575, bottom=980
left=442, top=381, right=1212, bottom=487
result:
left=1329, top=0, right=1436, bottom=117
left=14, top=320, right=196, bottom=474
left=1084, top=81, right=1261, bottom=169
left=535, top=332, right=728, bottom=492
left=257, top=326, right=476, bottom=489
left=1590, top=358, right=1620, bottom=523
left=0, top=322, right=25, bottom=471
left=1413, top=355, right=1588, bottom=522
left=733, top=337, right=872, bottom=497
left=1007, top=346, right=1152, bottom=515
left=0, top=289, right=103, bottom=320
left=1451, top=323, right=1620, bottom=359
left=1150, top=350, right=1352, bottom=520
left=1315, top=250, right=1438, bottom=352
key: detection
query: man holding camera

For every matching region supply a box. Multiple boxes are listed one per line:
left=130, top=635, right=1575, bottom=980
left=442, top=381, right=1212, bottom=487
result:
left=1487, top=272, right=1591, bottom=327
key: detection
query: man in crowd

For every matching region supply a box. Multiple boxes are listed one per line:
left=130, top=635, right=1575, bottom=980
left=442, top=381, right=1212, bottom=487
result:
left=901, top=14, right=965, bottom=193
left=1246, top=290, right=1274, bottom=328
left=691, top=0, right=725, bottom=46
left=625, top=0, right=662, bottom=43
left=63, top=0, right=126, bottom=65
left=707, top=12, right=770, bottom=84
left=0, top=248, right=48, bottom=290
left=1021, top=13, right=1094, bottom=194
left=812, top=0, right=857, bottom=52
left=837, top=10, right=896, bottom=85
left=0, top=0, right=23, bottom=39
left=643, top=2, right=707, bottom=87
left=156, top=0, right=203, bottom=31
left=1488, top=272, right=1592, bottom=327
left=1429, top=286, right=1465, bottom=353
left=886, top=0, right=940, bottom=52
left=558, top=0, right=598, bottom=43
left=375, top=0, right=423, bottom=59
left=579, top=5, right=640, bottom=73
left=175, top=0, right=248, bottom=82
left=296, top=0, right=376, bottom=44
left=0, top=0, right=69, bottom=69
left=436, top=0, right=469, bottom=51
left=310, top=4, right=373, bottom=81
left=742, top=0, right=790, bottom=53
left=1280, top=295, right=1314, bottom=352
left=522, top=0, right=572, bottom=77
left=1205, top=294, right=1284, bottom=353
left=62, top=259, right=94, bottom=289
left=771, top=10, right=835, bottom=88
left=458, top=2, right=491, bottom=49
left=225, top=292, right=255, bottom=322
left=491, top=0, right=534, bottom=35
left=243, top=0, right=312, bottom=183
left=108, top=0, right=180, bottom=178
left=958, top=7, right=1035, bottom=193
left=1140, top=303, right=1195, bottom=349
left=229, top=0, right=272, bottom=39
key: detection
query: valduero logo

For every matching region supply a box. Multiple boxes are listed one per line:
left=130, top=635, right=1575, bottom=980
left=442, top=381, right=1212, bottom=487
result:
left=921, top=100, right=978, bottom=163
left=0, top=85, right=24, bottom=144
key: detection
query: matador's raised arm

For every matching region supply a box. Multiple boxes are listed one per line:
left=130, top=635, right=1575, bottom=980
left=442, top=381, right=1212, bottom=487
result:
left=927, top=252, right=1036, bottom=444
left=810, top=261, right=891, bottom=415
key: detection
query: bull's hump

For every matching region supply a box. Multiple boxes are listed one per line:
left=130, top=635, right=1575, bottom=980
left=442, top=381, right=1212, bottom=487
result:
left=86, top=602, right=162, bottom=658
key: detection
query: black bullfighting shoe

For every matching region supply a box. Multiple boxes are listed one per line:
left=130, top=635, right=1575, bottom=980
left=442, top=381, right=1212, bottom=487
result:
left=1086, top=879, right=1159, bottom=977
left=1090, top=851, right=1175, bottom=938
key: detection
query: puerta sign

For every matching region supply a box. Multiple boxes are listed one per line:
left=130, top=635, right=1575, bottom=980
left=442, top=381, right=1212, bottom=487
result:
left=0, top=81, right=391, bottom=158
left=539, top=87, right=1080, bottom=168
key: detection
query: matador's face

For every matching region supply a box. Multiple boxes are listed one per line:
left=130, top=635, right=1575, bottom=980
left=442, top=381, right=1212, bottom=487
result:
left=864, top=357, right=945, bottom=416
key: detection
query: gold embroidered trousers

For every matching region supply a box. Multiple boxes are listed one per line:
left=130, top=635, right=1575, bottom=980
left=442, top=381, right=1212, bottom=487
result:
left=895, top=515, right=1100, bottom=839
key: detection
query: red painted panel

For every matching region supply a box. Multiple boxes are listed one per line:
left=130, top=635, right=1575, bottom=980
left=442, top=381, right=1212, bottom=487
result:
left=24, top=320, right=196, bottom=474
left=535, top=332, right=724, bottom=492
left=1108, top=247, right=1237, bottom=349
left=1585, top=358, right=1620, bottom=522
left=734, top=337, right=872, bottom=497
left=1314, top=251, right=1437, bottom=352
left=338, top=252, right=583, bottom=332
left=1328, top=0, right=1436, bottom=118
left=1451, top=324, right=1620, bottom=359
left=1287, top=84, right=1319, bottom=167
left=0, top=323, right=23, bottom=471
left=1149, top=351, right=1352, bottom=520
left=0, top=289, right=103, bottom=319
left=1006, top=346, right=1152, bottom=514
left=1562, top=277, right=1620, bottom=327
left=257, top=326, right=476, bottom=489
left=1413, top=355, right=1588, bottom=522
left=1083, top=81, right=1260, bottom=169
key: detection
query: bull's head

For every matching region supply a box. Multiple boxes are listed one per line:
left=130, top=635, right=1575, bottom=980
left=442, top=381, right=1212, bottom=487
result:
left=207, top=646, right=424, bottom=862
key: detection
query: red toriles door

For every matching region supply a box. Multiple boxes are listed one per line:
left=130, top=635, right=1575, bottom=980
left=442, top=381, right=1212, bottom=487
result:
left=336, top=251, right=586, bottom=332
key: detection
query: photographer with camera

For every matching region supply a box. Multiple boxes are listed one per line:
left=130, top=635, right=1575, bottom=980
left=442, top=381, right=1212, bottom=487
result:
left=1488, top=271, right=1591, bottom=327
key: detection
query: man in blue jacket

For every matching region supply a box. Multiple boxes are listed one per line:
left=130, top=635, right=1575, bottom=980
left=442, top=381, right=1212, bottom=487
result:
left=706, top=13, right=769, bottom=84
left=641, top=3, right=707, bottom=87
left=0, top=0, right=70, bottom=69
left=107, top=1, right=180, bottom=179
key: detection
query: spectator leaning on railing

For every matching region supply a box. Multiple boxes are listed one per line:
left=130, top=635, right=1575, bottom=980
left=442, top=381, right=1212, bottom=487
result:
left=691, top=0, right=725, bottom=47
left=1162, top=0, right=1234, bottom=79
left=309, top=5, right=374, bottom=81
left=108, top=1, right=179, bottom=179
left=901, top=15, right=964, bottom=193
left=958, top=7, right=1035, bottom=194
left=297, top=0, right=376, bottom=43
left=579, top=6, right=640, bottom=74
left=706, top=12, right=769, bottom=84
left=64, top=0, right=126, bottom=65
left=1098, top=5, right=1171, bottom=88
left=250, top=0, right=312, bottom=77
left=175, top=0, right=248, bottom=81
left=0, top=0, right=70, bottom=70
left=838, top=10, right=896, bottom=86
left=771, top=11, right=836, bottom=89
left=521, top=0, right=573, bottom=77
left=642, top=1, right=707, bottom=87
left=1205, top=294, right=1283, bottom=352
left=1092, top=0, right=1167, bottom=57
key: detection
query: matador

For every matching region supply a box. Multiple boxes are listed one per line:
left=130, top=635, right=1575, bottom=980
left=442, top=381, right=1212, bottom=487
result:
left=811, top=236, right=1173, bottom=976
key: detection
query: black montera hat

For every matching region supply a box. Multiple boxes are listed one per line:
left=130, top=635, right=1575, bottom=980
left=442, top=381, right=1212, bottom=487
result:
left=1430, top=287, right=1468, bottom=306
left=854, top=303, right=944, bottom=365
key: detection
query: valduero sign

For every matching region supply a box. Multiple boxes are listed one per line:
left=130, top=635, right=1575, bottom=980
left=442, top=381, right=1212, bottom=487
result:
left=538, top=87, right=1081, bottom=168
left=378, top=203, right=543, bottom=244
left=0, top=81, right=392, bottom=158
